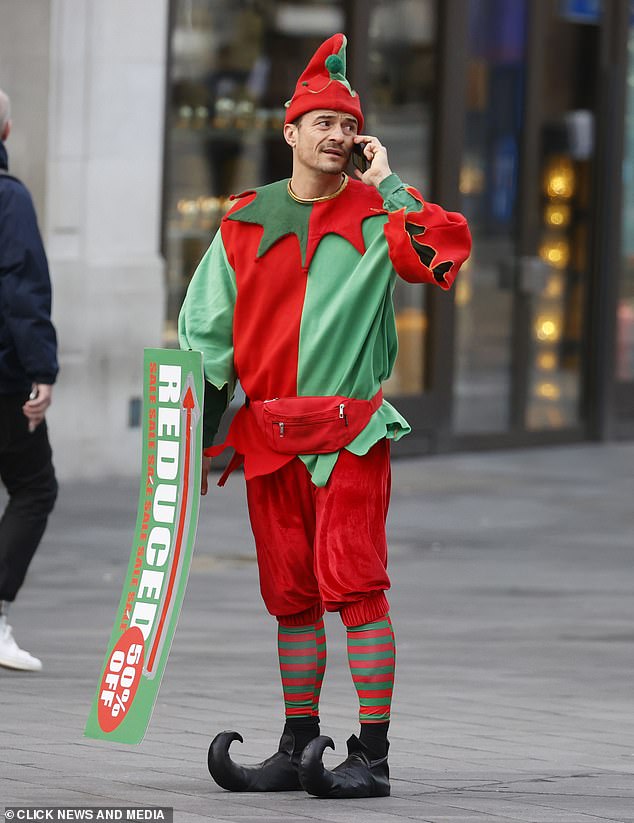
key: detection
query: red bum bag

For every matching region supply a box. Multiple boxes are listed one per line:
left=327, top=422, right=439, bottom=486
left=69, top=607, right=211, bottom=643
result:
left=249, top=389, right=383, bottom=455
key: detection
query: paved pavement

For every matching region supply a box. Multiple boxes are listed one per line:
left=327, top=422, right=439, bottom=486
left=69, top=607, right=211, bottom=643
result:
left=1, top=442, right=634, bottom=822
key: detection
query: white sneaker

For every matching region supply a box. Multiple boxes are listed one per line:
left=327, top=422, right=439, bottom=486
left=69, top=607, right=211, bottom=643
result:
left=0, top=615, right=42, bottom=671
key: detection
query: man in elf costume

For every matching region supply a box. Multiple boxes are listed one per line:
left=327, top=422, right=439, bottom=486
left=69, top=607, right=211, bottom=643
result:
left=179, top=33, right=471, bottom=798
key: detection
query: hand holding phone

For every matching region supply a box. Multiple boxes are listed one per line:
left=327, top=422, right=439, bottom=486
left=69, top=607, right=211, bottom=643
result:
left=352, top=137, right=392, bottom=187
left=352, top=142, right=369, bottom=174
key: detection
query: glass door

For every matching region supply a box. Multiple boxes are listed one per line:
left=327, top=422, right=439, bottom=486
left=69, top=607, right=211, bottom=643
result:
left=453, top=0, right=526, bottom=434
left=452, top=0, right=600, bottom=442
left=520, top=4, right=600, bottom=433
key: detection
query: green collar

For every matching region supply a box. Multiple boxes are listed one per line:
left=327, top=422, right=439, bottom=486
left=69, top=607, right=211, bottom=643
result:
left=225, top=180, right=310, bottom=265
left=225, top=177, right=382, bottom=269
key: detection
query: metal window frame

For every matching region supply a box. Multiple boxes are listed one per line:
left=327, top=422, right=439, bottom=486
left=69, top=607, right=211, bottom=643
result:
left=588, top=0, right=631, bottom=440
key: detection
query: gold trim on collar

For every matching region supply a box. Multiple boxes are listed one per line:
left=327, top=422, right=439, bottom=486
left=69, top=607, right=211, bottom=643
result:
left=287, top=174, right=349, bottom=204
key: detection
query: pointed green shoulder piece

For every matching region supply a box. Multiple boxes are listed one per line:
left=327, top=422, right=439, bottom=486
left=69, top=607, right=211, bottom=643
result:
left=225, top=180, right=311, bottom=266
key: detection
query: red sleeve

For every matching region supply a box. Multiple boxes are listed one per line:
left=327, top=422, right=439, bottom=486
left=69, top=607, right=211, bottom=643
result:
left=383, top=190, right=472, bottom=290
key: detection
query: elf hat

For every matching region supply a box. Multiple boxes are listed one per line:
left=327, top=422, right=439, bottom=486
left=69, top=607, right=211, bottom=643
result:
left=284, top=33, right=364, bottom=130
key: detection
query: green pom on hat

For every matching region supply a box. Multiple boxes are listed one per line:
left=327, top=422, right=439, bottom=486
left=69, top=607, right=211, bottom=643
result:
left=325, top=54, right=344, bottom=75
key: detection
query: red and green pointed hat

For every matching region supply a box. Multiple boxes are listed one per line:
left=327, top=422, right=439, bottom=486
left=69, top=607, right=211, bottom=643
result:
left=284, top=33, right=364, bottom=130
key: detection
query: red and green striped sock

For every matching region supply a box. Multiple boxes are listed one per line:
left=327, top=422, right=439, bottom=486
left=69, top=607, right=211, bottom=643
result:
left=278, top=619, right=327, bottom=718
left=313, top=617, right=326, bottom=714
left=347, top=614, right=395, bottom=725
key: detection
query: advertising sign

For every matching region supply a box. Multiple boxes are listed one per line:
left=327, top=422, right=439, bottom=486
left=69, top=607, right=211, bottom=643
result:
left=85, top=348, right=203, bottom=744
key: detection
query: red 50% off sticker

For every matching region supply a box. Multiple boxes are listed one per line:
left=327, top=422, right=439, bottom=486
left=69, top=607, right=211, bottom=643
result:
left=97, top=627, right=145, bottom=732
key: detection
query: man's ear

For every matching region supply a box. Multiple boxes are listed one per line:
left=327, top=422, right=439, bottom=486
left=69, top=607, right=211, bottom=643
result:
left=1, top=119, right=10, bottom=142
left=283, top=122, right=297, bottom=148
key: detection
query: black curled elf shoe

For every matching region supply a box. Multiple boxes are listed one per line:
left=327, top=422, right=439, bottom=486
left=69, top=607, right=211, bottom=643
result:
left=207, top=730, right=302, bottom=792
left=298, top=734, right=390, bottom=798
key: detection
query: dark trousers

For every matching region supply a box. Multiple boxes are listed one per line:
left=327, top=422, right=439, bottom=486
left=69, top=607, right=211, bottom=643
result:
left=0, top=392, right=57, bottom=602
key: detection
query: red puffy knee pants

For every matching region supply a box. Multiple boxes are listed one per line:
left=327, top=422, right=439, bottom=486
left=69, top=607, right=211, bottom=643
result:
left=245, top=439, right=391, bottom=628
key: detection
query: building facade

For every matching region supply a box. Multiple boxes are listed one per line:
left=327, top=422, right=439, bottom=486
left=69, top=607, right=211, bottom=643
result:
left=1, top=0, right=633, bottom=478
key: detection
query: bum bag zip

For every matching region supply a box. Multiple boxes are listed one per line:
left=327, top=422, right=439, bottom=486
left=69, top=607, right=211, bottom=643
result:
left=275, top=401, right=349, bottom=437
left=252, top=389, right=383, bottom=455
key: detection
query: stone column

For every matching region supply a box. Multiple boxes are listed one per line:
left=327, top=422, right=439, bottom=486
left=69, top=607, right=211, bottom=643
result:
left=0, top=0, right=51, bottom=220
left=46, top=0, right=169, bottom=477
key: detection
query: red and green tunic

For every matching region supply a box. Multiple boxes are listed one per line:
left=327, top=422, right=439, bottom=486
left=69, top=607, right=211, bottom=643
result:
left=178, top=173, right=471, bottom=486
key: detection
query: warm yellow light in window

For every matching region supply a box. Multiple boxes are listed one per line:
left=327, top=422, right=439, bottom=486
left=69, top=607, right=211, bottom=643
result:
left=544, top=203, right=571, bottom=227
left=545, top=273, right=564, bottom=298
left=543, top=156, right=575, bottom=200
left=177, top=198, right=198, bottom=216
left=459, top=163, right=485, bottom=195
left=539, top=238, right=570, bottom=270
left=537, top=352, right=557, bottom=371
left=198, top=196, right=221, bottom=215
left=536, top=381, right=561, bottom=400
left=535, top=315, right=561, bottom=342
left=455, top=277, right=472, bottom=307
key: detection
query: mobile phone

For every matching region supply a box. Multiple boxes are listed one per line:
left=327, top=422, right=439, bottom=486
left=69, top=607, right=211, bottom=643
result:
left=352, top=142, right=369, bottom=173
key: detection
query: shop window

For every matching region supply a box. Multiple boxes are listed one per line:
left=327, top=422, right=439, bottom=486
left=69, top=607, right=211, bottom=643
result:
left=528, top=110, right=593, bottom=429
left=453, top=0, right=525, bottom=433
left=525, top=7, right=599, bottom=430
left=455, top=0, right=598, bottom=434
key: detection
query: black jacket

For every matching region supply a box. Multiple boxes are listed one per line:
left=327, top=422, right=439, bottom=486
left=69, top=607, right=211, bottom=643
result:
left=0, top=140, right=58, bottom=393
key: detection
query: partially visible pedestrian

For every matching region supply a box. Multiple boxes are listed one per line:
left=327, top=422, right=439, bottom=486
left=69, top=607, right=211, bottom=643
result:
left=0, top=88, right=58, bottom=672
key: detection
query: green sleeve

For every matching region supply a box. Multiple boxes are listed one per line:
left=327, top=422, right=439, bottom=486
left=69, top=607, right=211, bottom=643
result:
left=178, top=230, right=237, bottom=437
left=378, top=173, right=423, bottom=213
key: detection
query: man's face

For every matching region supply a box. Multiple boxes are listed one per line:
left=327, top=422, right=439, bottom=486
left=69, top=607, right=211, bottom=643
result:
left=290, top=110, right=359, bottom=175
